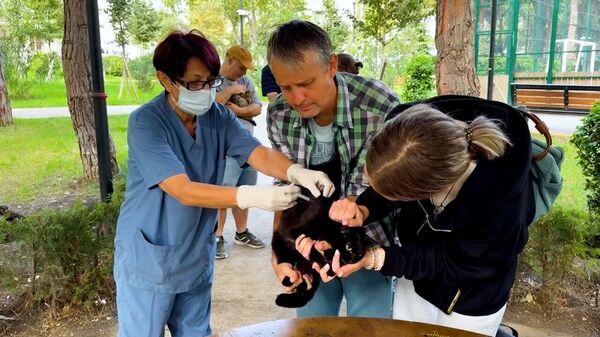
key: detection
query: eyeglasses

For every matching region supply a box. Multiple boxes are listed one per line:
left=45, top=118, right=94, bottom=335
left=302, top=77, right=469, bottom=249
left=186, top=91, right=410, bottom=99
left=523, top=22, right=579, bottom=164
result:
left=175, top=76, right=223, bottom=91
left=355, top=61, right=363, bottom=70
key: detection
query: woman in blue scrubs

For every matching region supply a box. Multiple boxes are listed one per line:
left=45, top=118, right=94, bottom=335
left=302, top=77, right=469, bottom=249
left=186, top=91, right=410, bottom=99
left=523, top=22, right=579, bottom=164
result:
left=114, top=30, right=335, bottom=337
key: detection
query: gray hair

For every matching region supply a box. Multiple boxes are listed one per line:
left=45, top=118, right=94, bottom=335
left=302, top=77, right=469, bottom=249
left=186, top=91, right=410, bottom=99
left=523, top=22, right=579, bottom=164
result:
left=266, top=20, right=332, bottom=70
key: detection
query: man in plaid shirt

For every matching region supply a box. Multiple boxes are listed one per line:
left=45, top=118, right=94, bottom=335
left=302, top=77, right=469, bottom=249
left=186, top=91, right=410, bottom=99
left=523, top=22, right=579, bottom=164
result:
left=267, top=20, right=400, bottom=318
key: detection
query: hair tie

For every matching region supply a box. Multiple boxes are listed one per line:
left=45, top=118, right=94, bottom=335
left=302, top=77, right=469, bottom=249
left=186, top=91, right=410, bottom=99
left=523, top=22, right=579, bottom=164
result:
left=464, top=126, right=473, bottom=143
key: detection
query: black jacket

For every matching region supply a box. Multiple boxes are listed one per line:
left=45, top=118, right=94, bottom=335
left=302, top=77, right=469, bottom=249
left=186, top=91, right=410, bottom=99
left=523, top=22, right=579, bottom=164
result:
left=358, top=96, right=536, bottom=316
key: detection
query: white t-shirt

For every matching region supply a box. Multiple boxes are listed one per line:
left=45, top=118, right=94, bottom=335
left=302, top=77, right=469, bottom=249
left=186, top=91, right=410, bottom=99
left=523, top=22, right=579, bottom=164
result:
left=308, top=118, right=335, bottom=166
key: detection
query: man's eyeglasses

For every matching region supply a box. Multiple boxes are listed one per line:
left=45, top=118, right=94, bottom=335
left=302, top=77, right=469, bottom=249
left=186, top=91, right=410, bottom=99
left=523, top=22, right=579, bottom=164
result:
left=355, top=61, right=363, bottom=70
left=175, top=76, right=223, bottom=91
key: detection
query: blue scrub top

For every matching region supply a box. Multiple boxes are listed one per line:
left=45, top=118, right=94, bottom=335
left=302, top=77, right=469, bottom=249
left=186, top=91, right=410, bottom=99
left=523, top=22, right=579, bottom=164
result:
left=114, top=92, right=260, bottom=294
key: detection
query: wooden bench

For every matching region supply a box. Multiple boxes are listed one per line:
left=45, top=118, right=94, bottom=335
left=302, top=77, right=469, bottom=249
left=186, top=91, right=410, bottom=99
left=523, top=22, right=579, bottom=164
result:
left=511, top=83, right=600, bottom=115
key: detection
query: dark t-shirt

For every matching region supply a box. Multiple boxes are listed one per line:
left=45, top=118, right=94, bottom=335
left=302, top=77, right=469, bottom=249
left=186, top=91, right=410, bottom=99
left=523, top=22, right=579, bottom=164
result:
left=261, top=65, right=281, bottom=97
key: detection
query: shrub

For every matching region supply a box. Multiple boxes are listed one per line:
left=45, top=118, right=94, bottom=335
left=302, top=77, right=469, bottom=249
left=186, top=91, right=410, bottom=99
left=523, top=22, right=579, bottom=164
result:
left=103, top=55, right=123, bottom=77
left=0, top=179, right=125, bottom=316
left=571, top=102, right=600, bottom=215
left=400, top=54, right=435, bottom=102
left=26, top=51, right=62, bottom=81
left=129, top=54, right=157, bottom=92
left=521, top=206, right=588, bottom=310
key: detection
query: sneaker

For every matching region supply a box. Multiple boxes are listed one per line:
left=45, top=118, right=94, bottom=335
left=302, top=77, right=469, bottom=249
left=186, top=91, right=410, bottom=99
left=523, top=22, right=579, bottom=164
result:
left=215, top=236, right=228, bottom=259
left=234, top=230, right=265, bottom=248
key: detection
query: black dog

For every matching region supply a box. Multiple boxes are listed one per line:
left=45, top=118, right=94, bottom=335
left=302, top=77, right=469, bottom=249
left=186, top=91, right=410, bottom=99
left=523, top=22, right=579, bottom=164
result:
left=271, top=188, right=368, bottom=308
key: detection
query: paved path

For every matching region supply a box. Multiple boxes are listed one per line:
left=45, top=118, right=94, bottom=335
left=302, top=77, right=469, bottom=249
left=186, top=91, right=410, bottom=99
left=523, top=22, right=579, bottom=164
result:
left=12, top=105, right=584, bottom=136
left=11, top=105, right=139, bottom=118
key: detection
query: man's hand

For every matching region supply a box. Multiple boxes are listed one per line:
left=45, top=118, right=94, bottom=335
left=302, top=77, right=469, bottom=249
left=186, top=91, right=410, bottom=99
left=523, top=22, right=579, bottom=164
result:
left=225, top=102, right=242, bottom=114
left=286, top=164, right=335, bottom=198
left=236, top=185, right=300, bottom=211
left=228, top=84, right=246, bottom=96
left=329, top=199, right=368, bottom=227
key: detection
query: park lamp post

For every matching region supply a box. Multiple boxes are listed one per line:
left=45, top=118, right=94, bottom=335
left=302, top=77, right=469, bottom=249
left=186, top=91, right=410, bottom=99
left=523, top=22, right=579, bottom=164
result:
left=86, top=0, right=113, bottom=202
left=236, top=1, right=249, bottom=46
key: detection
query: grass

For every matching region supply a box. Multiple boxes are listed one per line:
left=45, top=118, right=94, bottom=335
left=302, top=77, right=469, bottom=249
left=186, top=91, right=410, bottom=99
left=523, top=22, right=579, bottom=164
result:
left=0, top=117, right=590, bottom=215
left=9, top=75, right=163, bottom=108
left=0, top=115, right=129, bottom=204
left=548, top=135, right=588, bottom=213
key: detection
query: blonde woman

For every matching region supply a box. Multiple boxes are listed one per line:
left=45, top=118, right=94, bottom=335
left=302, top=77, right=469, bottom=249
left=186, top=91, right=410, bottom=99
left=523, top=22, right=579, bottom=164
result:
left=297, top=98, right=535, bottom=336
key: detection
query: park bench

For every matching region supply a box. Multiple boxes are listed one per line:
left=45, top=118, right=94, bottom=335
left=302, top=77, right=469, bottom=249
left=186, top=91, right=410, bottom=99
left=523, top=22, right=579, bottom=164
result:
left=510, top=83, right=600, bottom=115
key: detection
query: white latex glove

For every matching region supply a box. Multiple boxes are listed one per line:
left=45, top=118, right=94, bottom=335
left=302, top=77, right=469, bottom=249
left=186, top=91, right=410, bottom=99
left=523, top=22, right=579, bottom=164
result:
left=236, top=185, right=300, bottom=211
left=286, top=164, right=335, bottom=198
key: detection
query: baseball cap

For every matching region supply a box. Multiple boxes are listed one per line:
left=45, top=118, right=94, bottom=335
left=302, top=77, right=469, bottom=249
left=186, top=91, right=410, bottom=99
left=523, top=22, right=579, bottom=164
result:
left=226, top=45, right=255, bottom=71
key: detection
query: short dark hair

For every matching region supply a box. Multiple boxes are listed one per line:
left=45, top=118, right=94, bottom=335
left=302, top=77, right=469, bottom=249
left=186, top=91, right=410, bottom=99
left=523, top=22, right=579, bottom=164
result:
left=153, top=30, right=220, bottom=81
left=337, top=53, right=362, bottom=74
left=267, top=20, right=331, bottom=70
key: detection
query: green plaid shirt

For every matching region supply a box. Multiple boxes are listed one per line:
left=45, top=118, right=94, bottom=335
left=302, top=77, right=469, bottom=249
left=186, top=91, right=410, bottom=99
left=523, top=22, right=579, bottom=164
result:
left=267, top=72, right=400, bottom=245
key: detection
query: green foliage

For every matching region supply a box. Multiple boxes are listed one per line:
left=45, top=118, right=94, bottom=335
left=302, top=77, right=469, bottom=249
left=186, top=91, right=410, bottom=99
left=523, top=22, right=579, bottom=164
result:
left=522, top=206, right=588, bottom=309
left=129, top=54, right=157, bottom=92
left=400, top=53, right=435, bottom=102
left=130, top=0, right=160, bottom=47
left=103, top=55, right=124, bottom=77
left=321, top=0, right=349, bottom=52
left=26, top=51, right=62, bottom=81
left=352, top=0, right=435, bottom=46
left=571, top=102, right=600, bottom=215
left=349, top=0, right=435, bottom=81
left=106, top=0, right=133, bottom=50
left=0, top=179, right=125, bottom=313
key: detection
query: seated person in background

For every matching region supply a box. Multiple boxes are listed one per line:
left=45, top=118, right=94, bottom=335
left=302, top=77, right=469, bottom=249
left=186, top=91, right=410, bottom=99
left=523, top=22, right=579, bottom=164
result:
left=337, top=53, right=363, bottom=75
left=214, top=44, right=264, bottom=259
left=261, top=64, right=282, bottom=103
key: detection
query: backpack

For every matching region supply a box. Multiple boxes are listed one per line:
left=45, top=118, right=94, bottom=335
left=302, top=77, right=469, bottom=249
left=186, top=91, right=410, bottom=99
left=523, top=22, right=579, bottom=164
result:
left=386, top=95, right=563, bottom=224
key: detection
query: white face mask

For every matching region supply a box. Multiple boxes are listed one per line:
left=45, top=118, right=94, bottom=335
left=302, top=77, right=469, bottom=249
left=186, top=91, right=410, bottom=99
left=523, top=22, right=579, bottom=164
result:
left=173, top=85, right=216, bottom=116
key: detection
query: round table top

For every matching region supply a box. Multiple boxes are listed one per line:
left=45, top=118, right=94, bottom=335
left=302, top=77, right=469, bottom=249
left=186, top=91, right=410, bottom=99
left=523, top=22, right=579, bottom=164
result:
left=211, top=317, right=486, bottom=337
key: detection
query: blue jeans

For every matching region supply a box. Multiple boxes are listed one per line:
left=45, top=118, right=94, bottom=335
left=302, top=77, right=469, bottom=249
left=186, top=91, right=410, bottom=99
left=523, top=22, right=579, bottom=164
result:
left=296, top=268, right=392, bottom=318
left=116, top=277, right=213, bottom=337
left=222, top=156, right=257, bottom=187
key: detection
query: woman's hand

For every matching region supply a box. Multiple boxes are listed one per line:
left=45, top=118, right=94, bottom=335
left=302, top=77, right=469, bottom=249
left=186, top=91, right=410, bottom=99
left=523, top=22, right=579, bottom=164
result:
left=272, top=254, right=310, bottom=293
left=329, top=249, right=371, bottom=278
left=329, top=199, right=369, bottom=227
left=295, top=234, right=331, bottom=260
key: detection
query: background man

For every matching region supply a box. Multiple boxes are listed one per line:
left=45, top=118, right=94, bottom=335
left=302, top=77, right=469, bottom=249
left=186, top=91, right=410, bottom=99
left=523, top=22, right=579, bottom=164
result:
left=214, top=45, right=264, bottom=259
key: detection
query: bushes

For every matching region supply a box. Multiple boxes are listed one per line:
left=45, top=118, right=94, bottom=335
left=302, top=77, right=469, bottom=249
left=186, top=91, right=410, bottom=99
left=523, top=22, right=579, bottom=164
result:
left=129, top=54, right=157, bottom=92
left=400, top=53, right=435, bottom=102
left=0, top=179, right=125, bottom=315
left=27, top=51, right=62, bottom=81
left=103, top=55, right=124, bottom=77
left=571, top=102, right=600, bottom=215
left=521, top=206, right=588, bottom=308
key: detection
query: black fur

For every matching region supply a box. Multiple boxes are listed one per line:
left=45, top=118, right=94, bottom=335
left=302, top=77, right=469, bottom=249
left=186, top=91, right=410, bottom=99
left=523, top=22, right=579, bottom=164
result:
left=271, top=189, right=369, bottom=308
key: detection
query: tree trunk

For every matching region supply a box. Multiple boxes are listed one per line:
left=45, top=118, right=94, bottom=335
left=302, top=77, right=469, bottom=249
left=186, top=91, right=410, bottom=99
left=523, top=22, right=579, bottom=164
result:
left=0, top=57, right=13, bottom=127
left=62, top=0, right=118, bottom=180
left=435, top=0, right=480, bottom=96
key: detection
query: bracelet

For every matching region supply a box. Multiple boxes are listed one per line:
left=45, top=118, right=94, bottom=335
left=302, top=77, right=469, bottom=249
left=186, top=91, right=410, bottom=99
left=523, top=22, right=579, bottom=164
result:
left=373, top=247, right=385, bottom=271
left=365, top=247, right=376, bottom=270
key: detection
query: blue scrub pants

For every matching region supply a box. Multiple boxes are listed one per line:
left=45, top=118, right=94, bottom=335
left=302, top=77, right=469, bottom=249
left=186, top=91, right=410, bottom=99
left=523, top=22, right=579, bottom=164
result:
left=116, top=278, right=213, bottom=337
left=296, top=268, right=392, bottom=318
